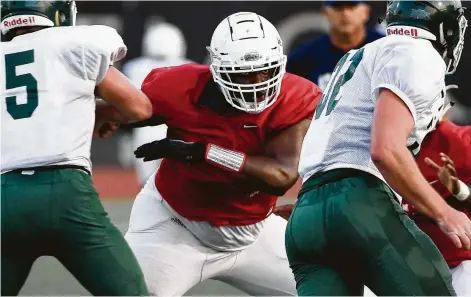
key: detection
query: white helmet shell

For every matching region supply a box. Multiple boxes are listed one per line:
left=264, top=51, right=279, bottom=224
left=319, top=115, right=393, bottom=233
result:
left=207, top=12, right=287, bottom=114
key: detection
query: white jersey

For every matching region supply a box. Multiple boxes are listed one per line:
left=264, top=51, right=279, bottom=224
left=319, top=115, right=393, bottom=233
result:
left=299, top=35, right=448, bottom=184
left=1, top=25, right=126, bottom=173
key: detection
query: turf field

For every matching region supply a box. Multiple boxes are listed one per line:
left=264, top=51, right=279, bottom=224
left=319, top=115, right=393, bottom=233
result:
left=19, top=199, right=251, bottom=296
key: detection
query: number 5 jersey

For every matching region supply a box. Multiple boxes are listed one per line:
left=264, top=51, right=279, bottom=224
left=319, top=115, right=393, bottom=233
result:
left=1, top=25, right=126, bottom=173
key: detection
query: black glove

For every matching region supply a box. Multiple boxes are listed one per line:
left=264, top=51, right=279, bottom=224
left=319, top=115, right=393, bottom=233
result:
left=134, top=138, right=207, bottom=163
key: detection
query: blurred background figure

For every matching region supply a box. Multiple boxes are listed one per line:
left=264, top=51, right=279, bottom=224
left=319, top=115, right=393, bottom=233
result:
left=122, top=21, right=193, bottom=185
left=286, top=0, right=383, bottom=90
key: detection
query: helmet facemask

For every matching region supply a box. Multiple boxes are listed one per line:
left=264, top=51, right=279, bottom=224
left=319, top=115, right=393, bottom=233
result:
left=209, top=55, right=287, bottom=114
left=54, top=1, right=77, bottom=27
left=66, top=1, right=77, bottom=27
left=441, top=12, right=468, bottom=74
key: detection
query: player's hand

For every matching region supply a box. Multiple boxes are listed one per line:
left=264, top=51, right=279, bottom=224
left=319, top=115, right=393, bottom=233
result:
left=274, top=204, right=295, bottom=220
left=425, top=153, right=460, bottom=195
left=437, top=207, right=471, bottom=250
left=134, top=138, right=206, bottom=163
left=93, top=121, right=119, bottom=139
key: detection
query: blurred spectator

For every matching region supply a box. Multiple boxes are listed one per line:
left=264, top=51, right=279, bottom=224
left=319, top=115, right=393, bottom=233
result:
left=286, top=0, right=383, bottom=90
left=123, top=21, right=192, bottom=85
left=122, top=21, right=193, bottom=185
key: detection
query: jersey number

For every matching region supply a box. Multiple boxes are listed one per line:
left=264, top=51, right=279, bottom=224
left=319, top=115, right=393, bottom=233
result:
left=5, top=50, right=38, bottom=119
left=314, top=48, right=364, bottom=119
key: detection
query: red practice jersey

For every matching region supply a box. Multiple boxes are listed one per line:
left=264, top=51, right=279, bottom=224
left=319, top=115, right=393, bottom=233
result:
left=142, top=64, right=321, bottom=226
left=402, top=121, right=471, bottom=267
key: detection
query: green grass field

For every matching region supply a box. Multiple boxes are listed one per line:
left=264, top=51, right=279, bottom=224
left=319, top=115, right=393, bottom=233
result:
left=18, top=200, right=249, bottom=296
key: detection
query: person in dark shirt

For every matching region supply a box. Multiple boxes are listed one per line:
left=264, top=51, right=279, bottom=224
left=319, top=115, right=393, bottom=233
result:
left=287, top=0, right=384, bottom=90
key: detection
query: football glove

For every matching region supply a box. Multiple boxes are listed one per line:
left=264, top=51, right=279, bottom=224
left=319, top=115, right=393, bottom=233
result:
left=134, top=138, right=206, bottom=163
left=134, top=138, right=247, bottom=173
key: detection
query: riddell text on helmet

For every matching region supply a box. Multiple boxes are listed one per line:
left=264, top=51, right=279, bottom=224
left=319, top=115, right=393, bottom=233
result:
left=386, top=27, right=418, bottom=36
left=3, top=16, right=36, bottom=28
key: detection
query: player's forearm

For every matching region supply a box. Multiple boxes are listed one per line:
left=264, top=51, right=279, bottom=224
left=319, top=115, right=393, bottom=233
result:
left=241, top=156, right=298, bottom=196
left=372, top=145, right=451, bottom=221
left=96, top=67, right=152, bottom=121
left=95, top=99, right=132, bottom=124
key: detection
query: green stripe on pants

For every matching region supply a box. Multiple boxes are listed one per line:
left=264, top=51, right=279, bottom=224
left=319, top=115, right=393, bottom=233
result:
left=285, top=169, right=455, bottom=296
left=1, top=168, right=148, bottom=295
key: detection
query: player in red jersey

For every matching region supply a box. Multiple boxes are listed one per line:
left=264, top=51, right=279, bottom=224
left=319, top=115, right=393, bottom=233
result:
left=401, top=119, right=471, bottom=296
left=123, top=12, right=321, bottom=296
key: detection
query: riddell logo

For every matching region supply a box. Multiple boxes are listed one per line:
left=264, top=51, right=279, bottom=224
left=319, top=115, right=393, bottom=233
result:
left=387, top=27, right=418, bottom=37
left=3, top=16, right=36, bottom=28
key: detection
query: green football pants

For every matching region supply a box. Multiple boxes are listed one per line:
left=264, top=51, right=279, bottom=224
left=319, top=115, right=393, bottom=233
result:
left=285, top=169, right=455, bottom=296
left=1, top=168, right=148, bottom=296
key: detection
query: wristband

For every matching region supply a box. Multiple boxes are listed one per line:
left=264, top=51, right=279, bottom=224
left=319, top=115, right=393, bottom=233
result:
left=456, top=179, right=470, bottom=201
left=205, top=144, right=246, bottom=173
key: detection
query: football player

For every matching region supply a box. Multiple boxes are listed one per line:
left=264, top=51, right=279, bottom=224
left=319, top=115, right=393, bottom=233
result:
left=123, top=12, right=321, bottom=296
left=402, top=120, right=471, bottom=296
left=288, top=1, right=470, bottom=295
left=1, top=1, right=150, bottom=295
left=277, top=119, right=471, bottom=297
left=122, top=22, right=193, bottom=185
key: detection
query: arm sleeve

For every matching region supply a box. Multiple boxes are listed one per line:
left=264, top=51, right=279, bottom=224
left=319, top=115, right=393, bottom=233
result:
left=371, top=37, right=446, bottom=124
left=81, top=25, right=127, bottom=85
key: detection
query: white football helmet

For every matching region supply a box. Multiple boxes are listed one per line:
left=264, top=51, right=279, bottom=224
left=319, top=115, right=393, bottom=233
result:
left=207, top=12, right=287, bottom=114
